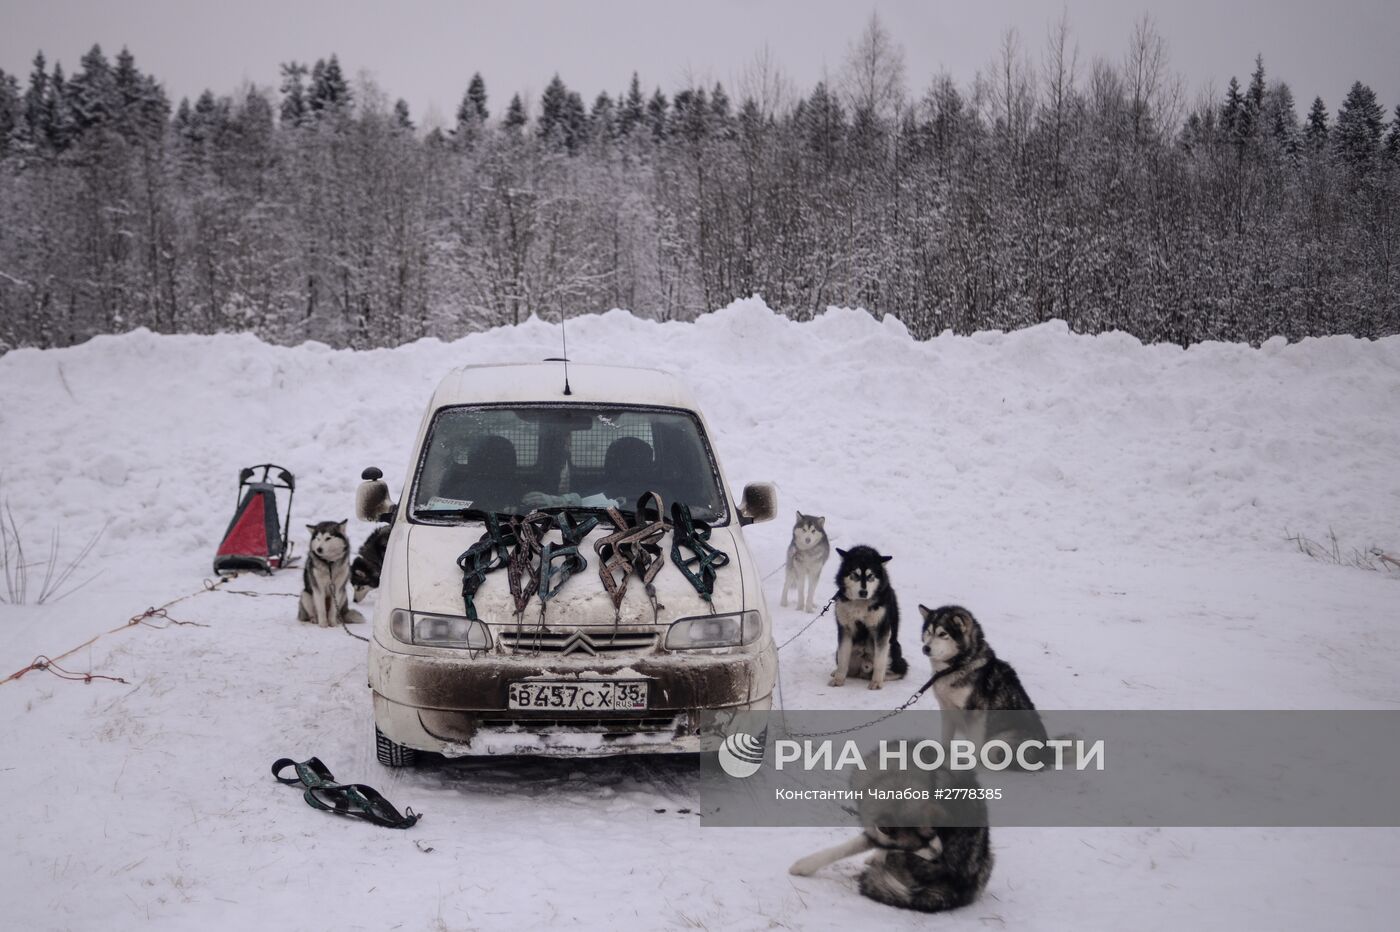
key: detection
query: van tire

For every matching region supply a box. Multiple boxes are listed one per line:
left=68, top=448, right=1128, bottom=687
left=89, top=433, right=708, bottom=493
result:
left=376, top=726, right=418, bottom=767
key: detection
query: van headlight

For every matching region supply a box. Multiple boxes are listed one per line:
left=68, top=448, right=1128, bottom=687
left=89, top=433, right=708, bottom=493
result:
left=664, top=611, right=762, bottom=649
left=390, top=609, right=491, bottom=649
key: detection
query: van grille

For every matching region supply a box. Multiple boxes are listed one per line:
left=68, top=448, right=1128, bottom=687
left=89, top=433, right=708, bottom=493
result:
left=496, top=628, right=658, bottom=655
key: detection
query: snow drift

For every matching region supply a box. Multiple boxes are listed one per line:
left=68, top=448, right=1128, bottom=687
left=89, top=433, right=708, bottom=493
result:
left=1, top=298, right=1398, bottom=931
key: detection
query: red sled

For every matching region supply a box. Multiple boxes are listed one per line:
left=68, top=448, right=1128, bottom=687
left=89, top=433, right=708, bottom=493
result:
left=213, top=464, right=296, bottom=575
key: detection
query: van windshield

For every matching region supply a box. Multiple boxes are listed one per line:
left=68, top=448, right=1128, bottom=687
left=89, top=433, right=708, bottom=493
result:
left=411, top=405, right=728, bottom=524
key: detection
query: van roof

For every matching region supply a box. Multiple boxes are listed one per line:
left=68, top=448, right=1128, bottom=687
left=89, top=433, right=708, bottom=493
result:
left=430, top=363, right=701, bottom=410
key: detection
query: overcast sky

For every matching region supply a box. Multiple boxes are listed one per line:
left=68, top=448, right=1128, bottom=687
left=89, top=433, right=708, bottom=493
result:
left=4, top=0, right=1398, bottom=129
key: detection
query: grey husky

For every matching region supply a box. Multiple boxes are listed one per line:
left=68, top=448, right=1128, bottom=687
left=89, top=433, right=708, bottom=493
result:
left=789, top=766, right=993, bottom=913
left=781, top=512, right=830, bottom=612
left=831, top=546, right=908, bottom=690
left=920, top=604, right=1046, bottom=753
left=350, top=525, right=391, bottom=603
left=297, top=520, right=360, bottom=627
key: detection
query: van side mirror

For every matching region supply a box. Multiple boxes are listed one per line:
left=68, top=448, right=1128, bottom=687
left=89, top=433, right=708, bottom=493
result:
left=738, top=482, right=777, bottom=526
left=356, top=466, right=396, bottom=522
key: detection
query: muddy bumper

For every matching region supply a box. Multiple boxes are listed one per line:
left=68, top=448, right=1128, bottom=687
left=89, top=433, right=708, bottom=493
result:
left=369, top=638, right=776, bottom=757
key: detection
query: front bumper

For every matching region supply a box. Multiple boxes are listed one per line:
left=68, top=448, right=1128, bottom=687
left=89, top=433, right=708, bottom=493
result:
left=369, top=637, right=777, bottom=757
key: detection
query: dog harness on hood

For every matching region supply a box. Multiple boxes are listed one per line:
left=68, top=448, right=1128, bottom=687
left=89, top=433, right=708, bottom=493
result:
left=595, top=491, right=669, bottom=621
left=454, top=498, right=729, bottom=622
left=456, top=514, right=513, bottom=621
left=539, top=511, right=599, bottom=607
left=669, top=501, right=729, bottom=607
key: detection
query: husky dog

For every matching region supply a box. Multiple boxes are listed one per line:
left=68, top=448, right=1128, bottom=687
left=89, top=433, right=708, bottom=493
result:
left=831, top=546, right=907, bottom=690
left=298, top=520, right=358, bottom=627
left=781, top=512, right=830, bottom=612
left=350, top=525, right=391, bottom=603
left=920, top=605, right=1047, bottom=753
left=790, top=767, right=993, bottom=913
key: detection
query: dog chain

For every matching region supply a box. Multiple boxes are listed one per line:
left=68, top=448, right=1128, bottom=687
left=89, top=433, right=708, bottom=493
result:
left=775, top=674, right=938, bottom=740
left=772, top=593, right=936, bottom=739
left=774, top=595, right=836, bottom=653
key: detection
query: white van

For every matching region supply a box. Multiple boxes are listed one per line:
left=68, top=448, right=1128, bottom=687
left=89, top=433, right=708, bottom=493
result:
left=356, top=363, right=778, bottom=763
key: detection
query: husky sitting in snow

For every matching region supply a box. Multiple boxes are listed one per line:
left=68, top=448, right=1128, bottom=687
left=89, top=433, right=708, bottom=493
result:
left=831, top=546, right=908, bottom=690
left=920, top=605, right=1047, bottom=754
left=298, top=520, right=360, bottom=627
left=781, top=511, right=830, bottom=612
left=789, top=766, right=993, bottom=913
left=350, top=525, right=391, bottom=603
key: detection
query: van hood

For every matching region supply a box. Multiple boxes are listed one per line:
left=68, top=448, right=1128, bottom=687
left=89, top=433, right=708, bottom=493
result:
left=405, top=521, right=746, bottom=626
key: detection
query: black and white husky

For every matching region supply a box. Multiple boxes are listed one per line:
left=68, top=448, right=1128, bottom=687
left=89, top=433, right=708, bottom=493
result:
left=831, top=546, right=908, bottom=690
left=781, top=512, right=830, bottom=612
left=789, top=766, right=993, bottom=913
left=350, top=525, right=391, bottom=603
left=920, top=604, right=1047, bottom=752
left=298, top=520, right=359, bottom=627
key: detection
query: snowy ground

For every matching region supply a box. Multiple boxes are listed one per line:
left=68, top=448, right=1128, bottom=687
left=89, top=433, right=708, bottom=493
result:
left=2, top=299, right=1399, bottom=931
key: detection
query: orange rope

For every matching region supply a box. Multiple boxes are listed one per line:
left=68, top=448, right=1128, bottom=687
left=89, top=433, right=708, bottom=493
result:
left=1, top=576, right=228, bottom=686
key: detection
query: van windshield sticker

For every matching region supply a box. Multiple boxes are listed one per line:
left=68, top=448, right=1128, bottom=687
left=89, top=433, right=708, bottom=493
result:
left=423, top=496, right=474, bottom=510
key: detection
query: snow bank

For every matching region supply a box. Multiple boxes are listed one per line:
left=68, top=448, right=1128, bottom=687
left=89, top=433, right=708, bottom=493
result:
left=2, top=297, right=1396, bottom=562
left=2, top=298, right=1399, bottom=931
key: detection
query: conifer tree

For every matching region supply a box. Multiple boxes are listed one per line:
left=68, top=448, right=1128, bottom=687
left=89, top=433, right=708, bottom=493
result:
left=394, top=98, right=413, bottom=130
left=172, top=96, right=192, bottom=137
left=279, top=62, right=308, bottom=127
left=70, top=44, right=115, bottom=132
left=1304, top=96, right=1329, bottom=149
left=503, top=93, right=526, bottom=132
left=110, top=47, right=168, bottom=141
left=0, top=70, right=20, bottom=154
left=1220, top=76, right=1243, bottom=140
left=184, top=89, right=219, bottom=147
left=1333, top=81, right=1384, bottom=171
left=710, top=82, right=731, bottom=122
left=113, top=47, right=140, bottom=131
left=45, top=64, right=76, bottom=151
left=619, top=72, right=644, bottom=136
left=21, top=52, right=48, bottom=146
left=646, top=88, right=668, bottom=138
left=1243, top=54, right=1266, bottom=137
left=805, top=81, right=845, bottom=162
left=466, top=72, right=488, bottom=121
left=1264, top=81, right=1297, bottom=146
left=590, top=91, right=615, bottom=140
left=453, top=86, right=483, bottom=146
left=309, top=54, right=350, bottom=116
left=537, top=75, right=569, bottom=146
left=563, top=89, right=587, bottom=152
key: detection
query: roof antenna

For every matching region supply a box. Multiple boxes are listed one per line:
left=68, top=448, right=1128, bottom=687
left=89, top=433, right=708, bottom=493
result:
left=544, top=311, right=573, bottom=395
left=559, top=310, right=572, bottom=396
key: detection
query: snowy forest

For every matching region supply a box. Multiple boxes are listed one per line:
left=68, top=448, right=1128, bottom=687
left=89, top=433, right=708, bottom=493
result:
left=0, top=15, right=1396, bottom=352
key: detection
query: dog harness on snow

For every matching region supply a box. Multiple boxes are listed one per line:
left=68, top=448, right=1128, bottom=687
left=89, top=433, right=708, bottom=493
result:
left=272, top=757, right=419, bottom=829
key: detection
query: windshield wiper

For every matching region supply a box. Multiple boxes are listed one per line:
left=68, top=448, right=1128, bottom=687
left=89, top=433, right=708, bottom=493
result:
left=413, top=507, right=515, bottom=523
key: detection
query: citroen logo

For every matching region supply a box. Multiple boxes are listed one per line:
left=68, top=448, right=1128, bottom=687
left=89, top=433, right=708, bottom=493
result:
left=558, top=632, right=597, bottom=656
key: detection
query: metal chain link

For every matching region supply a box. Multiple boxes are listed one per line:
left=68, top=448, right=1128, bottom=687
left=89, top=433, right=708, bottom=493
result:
left=770, top=591, right=937, bottom=739
left=775, top=595, right=836, bottom=652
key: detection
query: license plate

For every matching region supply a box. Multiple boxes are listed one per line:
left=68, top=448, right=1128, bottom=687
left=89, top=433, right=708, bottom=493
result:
left=507, top=680, right=649, bottom=711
